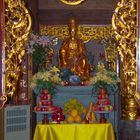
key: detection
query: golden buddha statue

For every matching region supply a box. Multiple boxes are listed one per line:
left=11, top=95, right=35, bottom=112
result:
left=58, top=18, right=91, bottom=81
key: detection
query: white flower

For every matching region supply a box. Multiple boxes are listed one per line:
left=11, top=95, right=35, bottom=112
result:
left=29, top=40, right=35, bottom=46
left=52, top=37, right=58, bottom=46
left=26, top=33, right=59, bottom=59
left=30, top=33, right=38, bottom=41
left=26, top=47, right=35, bottom=54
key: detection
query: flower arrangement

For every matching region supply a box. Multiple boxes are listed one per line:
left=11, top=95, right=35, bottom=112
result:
left=26, top=33, right=62, bottom=96
left=30, top=66, right=62, bottom=96
left=26, top=33, right=58, bottom=70
left=90, top=62, right=120, bottom=94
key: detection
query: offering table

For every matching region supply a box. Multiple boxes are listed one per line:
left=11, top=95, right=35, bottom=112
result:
left=33, top=123, right=115, bottom=140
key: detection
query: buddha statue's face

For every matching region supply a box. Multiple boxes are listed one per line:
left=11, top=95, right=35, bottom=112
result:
left=69, top=19, right=77, bottom=40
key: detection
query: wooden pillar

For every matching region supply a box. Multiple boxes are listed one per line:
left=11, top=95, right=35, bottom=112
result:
left=27, top=0, right=39, bottom=32
left=26, top=0, right=39, bottom=138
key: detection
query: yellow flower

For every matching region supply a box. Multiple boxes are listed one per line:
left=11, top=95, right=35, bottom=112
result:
left=50, top=76, right=59, bottom=83
left=89, top=62, right=120, bottom=86
left=30, top=66, right=62, bottom=87
left=30, top=81, right=36, bottom=88
left=50, top=66, right=60, bottom=73
left=97, top=63, right=106, bottom=72
left=43, top=72, right=51, bottom=81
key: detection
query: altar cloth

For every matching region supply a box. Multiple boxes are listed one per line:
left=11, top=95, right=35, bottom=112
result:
left=33, top=123, right=115, bottom=140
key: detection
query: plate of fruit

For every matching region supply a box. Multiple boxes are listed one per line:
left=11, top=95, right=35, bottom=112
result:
left=63, top=98, right=86, bottom=124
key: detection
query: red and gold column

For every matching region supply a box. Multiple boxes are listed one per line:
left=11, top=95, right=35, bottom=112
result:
left=4, top=0, right=32, bottom=102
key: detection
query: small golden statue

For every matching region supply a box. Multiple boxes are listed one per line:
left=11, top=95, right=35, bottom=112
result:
left=58, top=18, right=91, bottom=81
left=86, top=101, right=96, bottom=123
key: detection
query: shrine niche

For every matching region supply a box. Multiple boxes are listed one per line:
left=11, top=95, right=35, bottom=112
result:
left=39, top=24, right=116, bottom=71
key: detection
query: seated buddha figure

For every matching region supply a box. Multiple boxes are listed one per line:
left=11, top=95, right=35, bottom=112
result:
left=58, top=18, right=91, bottom=81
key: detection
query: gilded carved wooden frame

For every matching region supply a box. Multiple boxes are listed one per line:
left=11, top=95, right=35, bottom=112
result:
left=112, top=0, right=139, bottom=120
left=0, top=0, right=31, bottom=109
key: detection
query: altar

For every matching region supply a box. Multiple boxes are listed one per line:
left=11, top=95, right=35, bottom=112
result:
left=33, top=123, right=115, bottom=140
left=36, top=85, right=119, bottom=139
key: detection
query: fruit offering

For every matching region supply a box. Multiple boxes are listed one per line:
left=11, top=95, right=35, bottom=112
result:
left=95, top=89, right=113, bottom=112
left=34, top=89, right=64, bottom=124
left=51, top=108, right=65, bottom=124
left=63, top=98, right=86, bottom=123
left=34, top=89, right=54, bottom=112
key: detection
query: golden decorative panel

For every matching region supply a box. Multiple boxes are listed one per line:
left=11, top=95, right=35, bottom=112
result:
left=112, top=0, right=138, bottom=120
left=40, top=25, right=113, bottom=43
left=4, top=0, right=32, bottom=96
left=60, top=0, right=85, bottom=5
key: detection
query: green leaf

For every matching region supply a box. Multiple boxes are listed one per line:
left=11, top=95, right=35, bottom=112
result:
left=33, top=80, right=57, bottom=96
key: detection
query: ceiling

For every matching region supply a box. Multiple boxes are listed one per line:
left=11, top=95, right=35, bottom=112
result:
left=31, top=0, right=118, bottom=25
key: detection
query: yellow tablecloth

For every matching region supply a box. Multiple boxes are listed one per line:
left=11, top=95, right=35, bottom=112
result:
left=33, top=123, right=115, bottom=140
